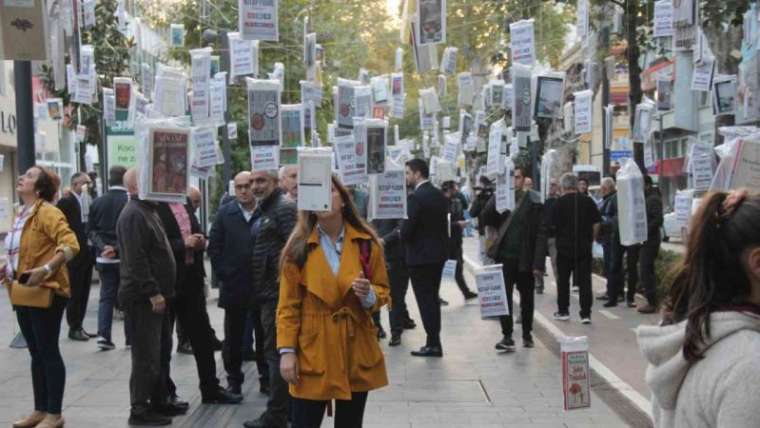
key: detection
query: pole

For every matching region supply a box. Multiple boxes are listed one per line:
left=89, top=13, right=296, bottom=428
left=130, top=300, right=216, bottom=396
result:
left=10, top=60, right=34, bottom=349
left=219, top=30, right=232, bottom=186
left=658, top=113, right=665, bottom=179
left=601, top=26, right=611, bottom=176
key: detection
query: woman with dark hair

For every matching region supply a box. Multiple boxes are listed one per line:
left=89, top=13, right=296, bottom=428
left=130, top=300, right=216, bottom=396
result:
left=1, top=166, right=79, bottom=428
left=638, top=189, right=760, bottom=427
left=277, top=175, right=390, bottom=427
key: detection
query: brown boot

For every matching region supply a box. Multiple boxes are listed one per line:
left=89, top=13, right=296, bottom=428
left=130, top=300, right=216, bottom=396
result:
left=637, top=303, right=657, bottom=314
left=12, top=411, right=46, bottom=428
left=35, top=414, right=65, bottom=428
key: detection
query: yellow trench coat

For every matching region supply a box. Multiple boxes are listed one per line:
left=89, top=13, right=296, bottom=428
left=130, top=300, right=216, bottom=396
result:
left=277, top=224, right=390, bottom=401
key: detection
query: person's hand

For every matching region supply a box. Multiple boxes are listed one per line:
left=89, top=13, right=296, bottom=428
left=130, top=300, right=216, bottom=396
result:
left=184, top=235, right=198, bottom=249
left=101, top=245, right=117, bottom=259
left=352, top=271, right=371, bottom=300
left=457, top=220, right=468, bottom=228
left=192, top=234, right=207, bottom=250
left=533, top=269, right=544, bottom=277
left=23, top=267, right=48, bottom=287
left=280, top=352, right=299, bottom=384
left=150, top=294, right=166, bottom=314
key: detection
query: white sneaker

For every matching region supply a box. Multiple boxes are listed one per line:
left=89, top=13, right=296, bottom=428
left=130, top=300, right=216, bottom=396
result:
left=581, top=317, right=592, bottom=325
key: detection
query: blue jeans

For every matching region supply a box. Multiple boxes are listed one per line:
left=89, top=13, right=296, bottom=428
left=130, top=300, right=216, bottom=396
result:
left=96, top=263, right=120, bottom=341
left=16, top=296, right=67, bottom=414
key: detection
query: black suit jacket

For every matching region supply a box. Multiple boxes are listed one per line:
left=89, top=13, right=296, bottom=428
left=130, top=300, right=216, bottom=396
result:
left=371, top=218, right=404, bottom=263
left=57, top=194, right=88, bottom=267
left=401, top=181, right=449, bottom=266
left=156, top=201, right=206, bottom=297
left=208, top=200, right=255, bottom=309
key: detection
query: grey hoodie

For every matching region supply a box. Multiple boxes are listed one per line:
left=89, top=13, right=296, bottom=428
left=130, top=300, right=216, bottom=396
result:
left=637, top=311, right=760, bottom=427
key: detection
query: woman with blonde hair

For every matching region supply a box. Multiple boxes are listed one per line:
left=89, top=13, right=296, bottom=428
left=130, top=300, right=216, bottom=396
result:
left=1, top=166, right=80, bottom=428
left=277, top=175, right=390, bottom=427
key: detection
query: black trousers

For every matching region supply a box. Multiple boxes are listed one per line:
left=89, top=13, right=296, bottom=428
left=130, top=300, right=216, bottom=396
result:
left=388, top=257, right=411, bottom=335
left=16, top=296, right=67, bottom=415
left=65, top=259, right=93, bottom=331
left=125, top=300, right=171, bottom=408
left=408, top=262, right=444, bottom=347
left=174, top=286, right=221, bottom=396
left=498, top=258, right=535, bottom=340
left=292, top=391, right=368, bottom=428
left=252, top=299, right=289, bottom=424
left=223, top=306, right=247, bottom=387
left=449, top=240, right=471, bottom=296
left=609, top=243, right=640, bottom=303
left=639, top=238, right=660, bottom=305
left=557, top=254, right=593, bottom=319
left=244, top=307, right=270, bottom=381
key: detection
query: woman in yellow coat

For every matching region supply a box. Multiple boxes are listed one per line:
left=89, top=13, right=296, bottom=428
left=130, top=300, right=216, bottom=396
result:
left=277, top=175, right=390, bottom=428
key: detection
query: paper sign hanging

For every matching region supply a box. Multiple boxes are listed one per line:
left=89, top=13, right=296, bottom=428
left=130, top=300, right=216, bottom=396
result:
left=334, top=133, right=367, bottom=186
left=297, top=148, right=333, bottom=212
left=457, top=72, right=474, bottom=106
left=442, top=259, right=457, bottom=279
left=509, top=19, right=535, bottom=66
left=574, top=90, right=593, bottom=135
left=365, top=119, right=387, bottom=175
left=239, top=0, right=279, bottom=41
left=246, top=78, right=281, bottom=147
left=512, top=64, right=533, bottom=132
left=369, top=168, right=407, bottom=220
left=653, top=0, right=674, bottom=38
left=535, top=74, right=565, bottom=119
left=143, top=126, right=191, bottom=204
left=475, top=265, right=509, bottom=318
left=170, top=24, right=185, bottom=48
left=416, top=0, right=446, bottom=46
left=495, top=158, right=515, bottom=214
left=251, top=145, right=279, bottom=171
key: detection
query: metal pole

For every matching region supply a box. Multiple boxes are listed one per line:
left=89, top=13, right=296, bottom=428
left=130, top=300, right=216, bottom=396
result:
left=10, top=60, right=34, bottom=349
left=658, top=114, right=665, bottom=179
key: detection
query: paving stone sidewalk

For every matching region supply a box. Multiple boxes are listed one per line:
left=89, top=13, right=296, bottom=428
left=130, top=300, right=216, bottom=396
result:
left=0, top=253, right=630, bottom=427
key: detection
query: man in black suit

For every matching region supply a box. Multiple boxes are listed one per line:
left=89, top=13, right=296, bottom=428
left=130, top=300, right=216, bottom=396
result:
left=156, top=199, right=242, bottom=406
left=58, top=172, right=95, bottom=341
left=402, top=159, right=449, bottom=357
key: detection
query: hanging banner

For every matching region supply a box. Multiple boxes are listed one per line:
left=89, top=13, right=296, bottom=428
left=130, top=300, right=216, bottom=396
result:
left=617, top=159, right=648, bottom=246
left=574, top=90, right=593, bottom=135
left=691, top=57, right=715, bottom=92
left=229, top=33, right=257, bottom=78
left=246, top=78, right=281, bottom=147
left=653, top=0, right=674, bottom=38
left=486, top=121, right=504, bottom=176
left=193, top=127, right=220, bottom=168
left=576, top=0, right=589, bottom=40
left=441, top=132, right=459, bottom=163
left=495, top=158, right=515, bottom=214
left=297, top=148, right=333, bottom=211
left=674, top=190, right=693, bottom=228
left=239, top=0, right=279, bottom=41
left=535, top=74, right=565, bottom=119
left=633, top=101, right=654, bottom=142
left=713, top=75, right=737, bottom=116
left=365, top=119, right=387, bottom=175
left=512, top=64, right=533, bottom=132
left=251, top=145, right=279, bottom=171
left=369, top=168, right=407, bottom=220
left=1, top=0, right=49, bottom=60
left=281, top=104, right=305, bottom=151
left=457, top=72, right=474, bottom=106
left=441, top=46, right=458, bottom=75
left=170, top=23, right=185, bottom=48
left=509, top=19, right=535, bottom=66
left=337, top=79, right=357, bottom=129
left=334, top=133, right=367, bottom=186
left=415, top=0, right=446, bottom=46
left=143, top=127, right=191, bottom=204
left=301, top=80, right=323, bottom=105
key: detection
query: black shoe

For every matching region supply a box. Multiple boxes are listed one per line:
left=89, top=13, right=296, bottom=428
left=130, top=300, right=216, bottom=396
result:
left=212, top=337, right=223, bottom=351
left=151, top=401, right=188, bottom=416
left=259, top=378, right=270, bottom=395
left=536, top=287, right=544, bottom=295
left=626, top=299, right=636, bottom=308
left=463, top=290, right=478, bottom=300
left=97, top=338, right=116, bottom=351
left=495, top=336, right=516, bottom=352
left=596, top=294, right=609, bottom=301
left=242, top=349, right=257, bottom=361
left=177, top=341, right=193, bottom=355
left=402, top=318, right=416, bottom=330
left=377, top=325, right=387, bottom=339
left=410, top=345, right=443, bottom=357
left=523, top=337, right=535, bottom=348
left=69, top=328, right=90, bottom=341
left=389, top=333, right=402, bottom=347
left=83, top=329, right=98, bottom=338
left=243, top=413, right=287, bottom=428
left=202, top=387, right=243, bottom=404
left=168, top=396, right=189, bottom=410
left=439, top=298, right=449, bottom=306
left=227, top=384, right=242, bottom=395
left=128, top=411, right=172, bottom=426
left=603, top=301, right=618, bottom=308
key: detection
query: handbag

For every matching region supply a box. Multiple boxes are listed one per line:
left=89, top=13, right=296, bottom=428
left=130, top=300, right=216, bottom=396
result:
left=7, top=280, right=58, bottom=309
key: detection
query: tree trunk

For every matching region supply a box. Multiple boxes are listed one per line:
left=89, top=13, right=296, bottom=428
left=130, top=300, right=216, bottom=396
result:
left=626, top=0, right=644, bottom=170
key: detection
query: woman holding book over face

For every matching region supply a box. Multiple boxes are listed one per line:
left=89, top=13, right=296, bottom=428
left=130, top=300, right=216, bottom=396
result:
left=277, top=175, right=390, bottom=428
left=1, top=167, right=79, bottom=428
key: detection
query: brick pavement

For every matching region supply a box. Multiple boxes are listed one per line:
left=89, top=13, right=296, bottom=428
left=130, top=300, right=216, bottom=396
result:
left=0, top=253, right=630, bottom=427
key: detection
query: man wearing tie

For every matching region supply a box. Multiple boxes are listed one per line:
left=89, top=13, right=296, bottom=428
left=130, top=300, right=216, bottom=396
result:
left=401, top=159, right=449, bottom=358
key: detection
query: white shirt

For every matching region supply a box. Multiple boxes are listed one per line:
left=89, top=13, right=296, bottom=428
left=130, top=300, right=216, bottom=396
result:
left=73, top=190, right=91, bottom=224
left=238, top=203, right=254, bottom=222
left=4, top=204, right=33, bottom=278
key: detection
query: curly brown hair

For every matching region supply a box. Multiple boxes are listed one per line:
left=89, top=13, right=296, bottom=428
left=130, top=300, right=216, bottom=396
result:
left=33, top=166, right=61, bottom=202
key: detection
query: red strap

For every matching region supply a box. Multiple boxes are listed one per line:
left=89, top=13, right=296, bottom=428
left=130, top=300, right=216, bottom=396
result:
left=326, top=400, right=333, bottom=418
left=359, top=240, right=372, bottom=279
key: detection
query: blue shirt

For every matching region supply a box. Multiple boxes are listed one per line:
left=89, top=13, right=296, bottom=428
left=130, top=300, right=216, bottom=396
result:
left=317, top=224, right=375, bottom=308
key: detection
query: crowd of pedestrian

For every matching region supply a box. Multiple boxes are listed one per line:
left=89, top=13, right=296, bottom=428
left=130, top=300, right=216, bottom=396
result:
left=8, top=157, right=760, bottom=428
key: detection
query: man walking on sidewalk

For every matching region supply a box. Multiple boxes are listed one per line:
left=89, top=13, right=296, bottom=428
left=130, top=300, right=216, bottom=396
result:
left=636, top=176, right=663, bottom=314
left=482, top=167, right=547, bottom=352
left=442, top=181, right=478, bottom=302
left=402, top=159, right=449, bottom=358
left=551, top=173, right=601, bottom=324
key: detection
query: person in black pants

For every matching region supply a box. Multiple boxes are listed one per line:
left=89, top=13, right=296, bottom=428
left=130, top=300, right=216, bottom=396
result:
left=156, top=200, right=242, bottom=406
left=442, top=181, right=479, bottom=301
left=551, top=173, right=601, bottom=324
left=402, top=159, right=449, bottom=357
left=481, top=167, right=547, bottom=352
left=636, top=176, right=663, bottom=314
left=57, top=172, right=96, bottom=341
left=208, top=172, right=259, bottom=396
left=371, top=218, right=417, bottom=347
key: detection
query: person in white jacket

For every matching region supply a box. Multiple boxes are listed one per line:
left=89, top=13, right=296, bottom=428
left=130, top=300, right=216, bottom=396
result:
left=637, top=189, right=760, bottom=428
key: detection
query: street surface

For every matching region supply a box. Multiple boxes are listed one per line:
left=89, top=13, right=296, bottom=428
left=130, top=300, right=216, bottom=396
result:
left=0, top=237, right=652, bottom=427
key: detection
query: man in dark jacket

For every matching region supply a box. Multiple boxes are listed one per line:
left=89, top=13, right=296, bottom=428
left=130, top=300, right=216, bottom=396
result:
left=637, top=176, right=663, bottom=314
left=597, top=177, right=618, bottom=301
left=88, top=166, right=129, bottom=351
left=156, top=201, right=242, bottom=406
left=371, top=218, right=416, bottom=347
left=482, top=167, right=547, bottom=352
left=402, top=159, right=449, bottom=357
left=209, top=172, right=260, bottom=396
left=117, top=168, right=177, bottom=426
left=58, top=172, right=95, bottom=341
left=241, top=170, right=297, bottom=428
left=469, top=175, right=495, bottom=264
